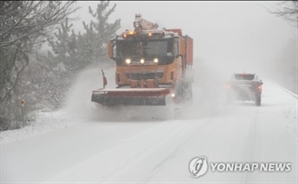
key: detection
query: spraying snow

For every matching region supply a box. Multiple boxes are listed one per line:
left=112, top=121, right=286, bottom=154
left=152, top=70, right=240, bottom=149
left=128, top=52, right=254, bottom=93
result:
left=58, top=63, right=178, bottom=122
left=58, top=60, right=229, bottom=122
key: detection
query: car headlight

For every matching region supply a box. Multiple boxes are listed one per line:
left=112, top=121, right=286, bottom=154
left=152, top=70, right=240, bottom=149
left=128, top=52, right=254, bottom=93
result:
left=153, top=58, right=158, bottom=63
left=125, top=59, right=131, bottom=64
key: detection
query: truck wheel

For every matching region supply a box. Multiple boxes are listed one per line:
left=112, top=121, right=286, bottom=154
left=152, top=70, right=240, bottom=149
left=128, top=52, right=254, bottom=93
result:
left=255, top=96, right=261, bottom=106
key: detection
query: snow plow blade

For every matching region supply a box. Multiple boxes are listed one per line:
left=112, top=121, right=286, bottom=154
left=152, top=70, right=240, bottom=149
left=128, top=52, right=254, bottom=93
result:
left=91, top=88, right=171, bottom=106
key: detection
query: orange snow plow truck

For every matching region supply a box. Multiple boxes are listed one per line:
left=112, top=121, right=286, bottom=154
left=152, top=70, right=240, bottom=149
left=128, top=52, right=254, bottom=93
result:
left=91, top=14, right=194, bottom=106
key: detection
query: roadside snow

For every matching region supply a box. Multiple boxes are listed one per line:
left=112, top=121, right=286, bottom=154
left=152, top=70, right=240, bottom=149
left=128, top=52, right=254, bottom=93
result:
left=267, top=80, right=297, bottom=142
left=0, top=111, right=80, bottom=144
left=276, top=95, right=297, bottom=142
left=0, top=63, right=115, bottom=145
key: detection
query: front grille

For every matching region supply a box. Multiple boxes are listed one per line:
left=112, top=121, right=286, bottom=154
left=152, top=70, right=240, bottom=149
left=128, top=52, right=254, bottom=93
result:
left=126, top=71, right=164, bottom=80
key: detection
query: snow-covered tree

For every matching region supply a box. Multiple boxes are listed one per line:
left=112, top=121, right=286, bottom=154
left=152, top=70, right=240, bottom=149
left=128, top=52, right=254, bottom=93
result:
left=48, top=1, right=121, bottom=71
left=82, top=1, right=121, bottom=62
left=0, top=1, right=79, bottom=130
left=48, top=18, right=75, bottom=59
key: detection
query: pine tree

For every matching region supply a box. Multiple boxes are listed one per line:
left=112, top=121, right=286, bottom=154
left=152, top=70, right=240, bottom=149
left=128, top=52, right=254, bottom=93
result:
left=47, top=18, right=80, bottom=72
left=48, top=1, right=121, bottom=70
left=48, top=18, right=74, bottom=59
left=82, top=1, right=121, bottom=63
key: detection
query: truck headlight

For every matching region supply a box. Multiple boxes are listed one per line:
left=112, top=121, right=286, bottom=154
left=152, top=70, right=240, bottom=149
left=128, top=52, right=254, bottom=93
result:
left=140, top=58, right=145, bottom=64
left=154, top=58, right=158, bottom=63
left=125, top=59, right=131, bottom=64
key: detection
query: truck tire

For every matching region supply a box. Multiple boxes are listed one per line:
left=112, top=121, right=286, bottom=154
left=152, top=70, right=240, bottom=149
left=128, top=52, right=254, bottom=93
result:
left=255, top=95, right=261, bottom=106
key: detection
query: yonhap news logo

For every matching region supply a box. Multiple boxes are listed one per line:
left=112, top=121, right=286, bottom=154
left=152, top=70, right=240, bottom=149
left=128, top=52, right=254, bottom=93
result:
left=189, top=156, right=291, bottom=178
left=189, top=156, right=208, bottom=178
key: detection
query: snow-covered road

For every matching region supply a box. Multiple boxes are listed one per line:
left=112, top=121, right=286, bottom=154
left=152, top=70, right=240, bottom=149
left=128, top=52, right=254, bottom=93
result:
left=1, top=65, right=297, bottom=183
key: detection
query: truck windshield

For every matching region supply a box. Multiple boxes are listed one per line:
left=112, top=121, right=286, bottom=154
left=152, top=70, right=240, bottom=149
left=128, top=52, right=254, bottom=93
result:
left=234, top=74, right=255, bottom=80
left=116, top=39, right=174, bottom=59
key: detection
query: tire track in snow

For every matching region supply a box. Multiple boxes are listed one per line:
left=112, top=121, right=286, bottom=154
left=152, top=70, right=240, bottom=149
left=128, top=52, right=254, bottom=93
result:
left=242, top=107, right=259, bottom=183
left=137, top=117, right=214, bottom=183
left=104, top=104, right=226, bottom=183
left=93, top=108, right=219, bottom=182
left=99, top=114, right=209, bottom=182
left=47, top=119, right=189, bottom=183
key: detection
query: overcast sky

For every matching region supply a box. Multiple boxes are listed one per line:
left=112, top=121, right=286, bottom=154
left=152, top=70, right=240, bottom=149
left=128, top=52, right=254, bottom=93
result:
left=72, top=1, right=296, bottom=75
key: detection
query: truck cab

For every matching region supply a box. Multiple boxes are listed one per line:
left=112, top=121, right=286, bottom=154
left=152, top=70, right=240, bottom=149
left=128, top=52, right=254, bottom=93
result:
left=91, top=14, right=193, bottom=106
left=108, top=28, right=193, bottom=89
left=110, top=31, right=182, bottom=88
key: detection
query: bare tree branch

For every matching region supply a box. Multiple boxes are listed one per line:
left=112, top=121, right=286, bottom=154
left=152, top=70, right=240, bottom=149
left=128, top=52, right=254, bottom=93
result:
left=269, top=1, right=298, bottom=27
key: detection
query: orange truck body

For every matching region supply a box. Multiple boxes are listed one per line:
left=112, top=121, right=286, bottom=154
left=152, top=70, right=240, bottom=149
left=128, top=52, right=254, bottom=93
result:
left=91, top=15, right=194, bottom=106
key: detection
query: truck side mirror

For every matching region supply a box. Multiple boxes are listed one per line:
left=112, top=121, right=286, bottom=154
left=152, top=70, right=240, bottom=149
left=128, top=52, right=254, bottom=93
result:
left=107, top=41, right=115, bottom=59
